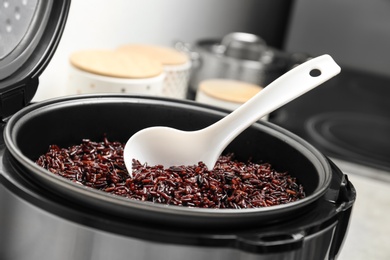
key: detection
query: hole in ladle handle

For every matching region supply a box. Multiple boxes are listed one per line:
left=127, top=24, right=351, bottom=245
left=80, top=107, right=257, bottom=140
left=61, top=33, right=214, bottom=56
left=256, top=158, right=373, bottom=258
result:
left=309, top=68, right=322, bottom=77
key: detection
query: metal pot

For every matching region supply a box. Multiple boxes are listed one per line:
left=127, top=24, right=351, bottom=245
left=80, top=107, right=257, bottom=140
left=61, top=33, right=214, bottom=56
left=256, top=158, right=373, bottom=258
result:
left=177, top=33, right=310, bottom=97
left=0, top=94, right=355, bottom=259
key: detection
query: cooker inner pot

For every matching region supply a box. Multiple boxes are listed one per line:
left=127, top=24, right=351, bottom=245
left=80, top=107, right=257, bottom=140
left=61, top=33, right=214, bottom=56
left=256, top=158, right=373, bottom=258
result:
left=6, top=95, right=331, bottom=228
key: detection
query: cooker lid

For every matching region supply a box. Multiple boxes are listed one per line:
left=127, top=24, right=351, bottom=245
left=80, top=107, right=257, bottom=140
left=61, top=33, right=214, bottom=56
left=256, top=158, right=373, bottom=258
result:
left=0, top=0, right=70, bottom=119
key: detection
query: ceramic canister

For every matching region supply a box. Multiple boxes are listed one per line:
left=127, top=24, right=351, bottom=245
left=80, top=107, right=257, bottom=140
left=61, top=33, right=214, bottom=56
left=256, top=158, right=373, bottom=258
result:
left=67, top=49, right=165, bottom=96
left=195, top=78, right=268, bottom=119
left=117, top=44, right=191, bottom=99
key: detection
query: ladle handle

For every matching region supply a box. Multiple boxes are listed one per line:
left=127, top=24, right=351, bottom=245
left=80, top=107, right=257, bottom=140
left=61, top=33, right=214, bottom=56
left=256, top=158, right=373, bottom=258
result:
left=207, top=54, right=341, bottom=149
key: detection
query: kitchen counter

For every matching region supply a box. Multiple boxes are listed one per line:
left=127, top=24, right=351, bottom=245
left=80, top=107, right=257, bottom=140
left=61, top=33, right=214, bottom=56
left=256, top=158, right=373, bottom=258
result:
left=334, top=159, right=390, bottom=260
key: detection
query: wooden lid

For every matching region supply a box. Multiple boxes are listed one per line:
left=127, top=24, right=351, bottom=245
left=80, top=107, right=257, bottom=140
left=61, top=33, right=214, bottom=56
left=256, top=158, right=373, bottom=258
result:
left=199, top=79, right=263, bottom=103
left=117, top=44, right=188, bottom=66
left=69, top=50, right=163, bottom=78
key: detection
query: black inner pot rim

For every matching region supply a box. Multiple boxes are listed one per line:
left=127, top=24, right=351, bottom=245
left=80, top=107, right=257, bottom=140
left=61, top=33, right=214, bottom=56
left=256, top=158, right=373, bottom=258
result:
left=4, top=94, right=332, bottom=218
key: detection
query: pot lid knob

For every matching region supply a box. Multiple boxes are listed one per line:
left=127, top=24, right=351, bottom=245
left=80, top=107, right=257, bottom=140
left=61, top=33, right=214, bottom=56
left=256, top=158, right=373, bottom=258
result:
left=220, top=32, right=268, bottom=60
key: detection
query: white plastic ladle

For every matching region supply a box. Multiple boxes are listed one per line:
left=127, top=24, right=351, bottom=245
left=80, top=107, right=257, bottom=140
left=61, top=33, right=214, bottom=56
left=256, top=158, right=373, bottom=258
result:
left=124, top=54, right=341, bottom=172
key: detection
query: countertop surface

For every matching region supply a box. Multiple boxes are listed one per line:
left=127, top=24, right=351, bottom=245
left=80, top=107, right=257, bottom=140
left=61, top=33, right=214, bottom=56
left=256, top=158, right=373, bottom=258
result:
left=334, top=159, right=390, bottom=260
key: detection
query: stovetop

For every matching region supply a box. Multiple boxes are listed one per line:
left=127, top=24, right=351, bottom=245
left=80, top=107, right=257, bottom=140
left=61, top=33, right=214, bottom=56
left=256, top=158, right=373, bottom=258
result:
left=270, top=66, right=390, bottom=175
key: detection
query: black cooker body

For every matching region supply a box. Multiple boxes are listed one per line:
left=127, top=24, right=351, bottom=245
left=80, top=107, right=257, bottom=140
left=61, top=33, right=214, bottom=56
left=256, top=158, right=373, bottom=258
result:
left=0, top=141, right=354, bottom=258
left=0, top=95, right=356, bottom=260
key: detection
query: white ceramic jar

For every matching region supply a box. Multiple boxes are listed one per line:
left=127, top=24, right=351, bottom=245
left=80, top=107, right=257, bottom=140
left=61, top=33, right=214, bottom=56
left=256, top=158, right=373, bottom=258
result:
left=117, top=44, right=191, bottom=99
left=67, top=50, right=165, bottom=96
left=195, top=78, right=267, bottom=119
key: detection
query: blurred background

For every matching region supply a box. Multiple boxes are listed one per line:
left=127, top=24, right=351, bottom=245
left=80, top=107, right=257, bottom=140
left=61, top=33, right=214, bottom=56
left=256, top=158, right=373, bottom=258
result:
left=37, top=0, right=390, bottom=99
left=36, top=0, right=292, bottom=99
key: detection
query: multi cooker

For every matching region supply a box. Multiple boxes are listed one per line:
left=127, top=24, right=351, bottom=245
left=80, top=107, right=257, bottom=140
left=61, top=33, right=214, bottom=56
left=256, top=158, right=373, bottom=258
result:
left=0, top=1, right=356, bottom=259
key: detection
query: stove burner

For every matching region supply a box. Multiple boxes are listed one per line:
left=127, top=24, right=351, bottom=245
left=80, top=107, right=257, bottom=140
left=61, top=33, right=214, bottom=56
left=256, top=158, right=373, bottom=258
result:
left=305, top=112, right=390, bottom=170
